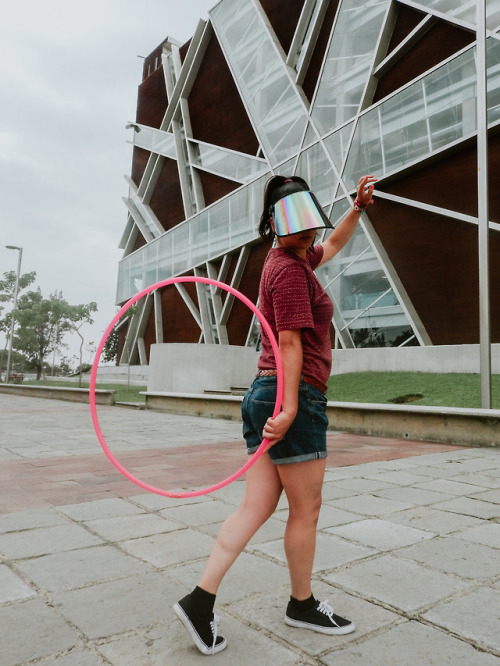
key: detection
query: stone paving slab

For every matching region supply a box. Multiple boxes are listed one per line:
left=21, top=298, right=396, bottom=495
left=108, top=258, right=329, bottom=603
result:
left=0, top=563, right=36, bottom=603
left=321, top=620, right=500, bottom=666
left=0, top=599, right=81, bottom=664
left=1, top=394, right=500, bottom=664
left=325, top=518, right=433, bottom=551
left=330, top=554, right=472, bottom=613
left=422, top=587, right=500, bottom=654
left=15, top=545, right=148, bottom=592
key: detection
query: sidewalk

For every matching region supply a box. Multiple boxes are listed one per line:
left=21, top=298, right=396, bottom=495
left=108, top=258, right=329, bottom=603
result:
left=0, top=393, right=499, bottom=665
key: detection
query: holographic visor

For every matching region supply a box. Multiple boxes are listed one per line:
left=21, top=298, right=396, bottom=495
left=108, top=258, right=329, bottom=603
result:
left=272, top=190, right=333, bottom=237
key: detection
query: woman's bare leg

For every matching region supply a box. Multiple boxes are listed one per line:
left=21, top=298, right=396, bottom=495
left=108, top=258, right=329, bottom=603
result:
left=277, top=458, right=326, bottom=600
left=198, top=454, right=283, bottom=594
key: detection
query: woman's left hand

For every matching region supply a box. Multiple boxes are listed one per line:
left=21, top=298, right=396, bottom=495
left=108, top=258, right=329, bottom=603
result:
left=262, top=410, right=296, bottom=451
left=356, top=175, right=377, bottom=207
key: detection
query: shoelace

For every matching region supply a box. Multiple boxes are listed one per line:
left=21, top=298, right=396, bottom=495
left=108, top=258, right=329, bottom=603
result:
left=210, top=613, right=220, bottom=655
left=317, top=600, right=340, bottom=627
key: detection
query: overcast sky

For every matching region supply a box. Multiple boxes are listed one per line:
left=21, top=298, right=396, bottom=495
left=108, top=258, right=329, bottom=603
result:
left=0, top=0, right=216, bottom=367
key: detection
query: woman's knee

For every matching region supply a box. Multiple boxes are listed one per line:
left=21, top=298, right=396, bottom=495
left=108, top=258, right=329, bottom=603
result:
left=241, top=494, right=280, bottom=526
left=288, top=492, right=322, bottom=524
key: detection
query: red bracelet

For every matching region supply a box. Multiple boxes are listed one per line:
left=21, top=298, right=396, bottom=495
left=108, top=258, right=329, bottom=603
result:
left=353, top=197, right=374, bottom=213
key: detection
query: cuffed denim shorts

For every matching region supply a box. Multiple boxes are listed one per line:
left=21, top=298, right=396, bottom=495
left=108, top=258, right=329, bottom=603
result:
left=241, top=375, right=328, bottom=465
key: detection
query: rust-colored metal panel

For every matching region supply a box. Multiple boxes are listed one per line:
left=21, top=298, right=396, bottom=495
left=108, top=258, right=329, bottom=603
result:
left=374, top=19, right=474, bottom=103
left=141, top=42, right=167, bottom=84
left=159, top=279, right=201, bottom=344
left=179, top=39, right=191, bottom=63
left=197, top=170, right=240, bottom=207
left=131, top=147, right=151, bottom=188
left=131, top=233, right=146, bottom=253
left=369, top=199, right=500, bottom=344
left=143, top=308, right=156, bottom=364
left=187, top=33, right=259, bottom=155
left=149, top=158, right=186, bottom=232
left=302, top=0, right=340, bottom=103
left=136, top=66, right=168, bottom=129
left=385, top=3, right=426, bottom=54
left=117, top=327, right=127, bottom=364
left=260, top=0, right=305, bottom=54
left=379, top=133, right=500, bottom=224
left=226, top=241, right=272, bottom=345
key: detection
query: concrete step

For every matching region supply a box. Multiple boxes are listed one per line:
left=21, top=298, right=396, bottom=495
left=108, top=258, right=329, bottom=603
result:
left=115, top=401, right=145, bottom=410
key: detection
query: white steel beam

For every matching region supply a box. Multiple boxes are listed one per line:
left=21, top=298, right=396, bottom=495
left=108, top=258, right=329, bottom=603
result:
left=174, top=282, right=202, bottom=329
left=476, top=0, right=492, bottom=408
left=206, top=262, right=228, bottom=344
left=154, top=290, right=164, bottom=343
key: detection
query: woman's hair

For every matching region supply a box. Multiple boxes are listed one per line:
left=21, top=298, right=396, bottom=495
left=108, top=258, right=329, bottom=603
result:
left=258, top=175, right=310, bottom=240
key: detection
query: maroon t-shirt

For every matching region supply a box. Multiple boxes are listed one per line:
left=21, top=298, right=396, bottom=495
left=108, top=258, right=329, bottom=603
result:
left=257, top=245, right=334, bottom=387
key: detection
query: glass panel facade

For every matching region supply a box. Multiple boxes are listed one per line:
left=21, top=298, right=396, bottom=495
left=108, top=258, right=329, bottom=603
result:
left=488, top=38, right=500, bottom=124
left=344, top=43, right=500, bottom=186
left=120, top=0, right=498, bottom=352
left=210, top=0, right=309, bottom=165
left=295, top=0, right=325, bottom=73
left=295, top=141, right=338, bottom=207
left=128, top=188, right=161, bottom=238
left=311, top=0, right=390, bottom=135
left=190, top=140, right=268, bottom=182
left=315, top=200, right=413, bottom=347
left=410, top=0, right=500, bottom=30
left=132, top=125, right=177, bottom=160
left=324, top=121, right=354, bottom=171
left=117, top=175, right=268, bottom=303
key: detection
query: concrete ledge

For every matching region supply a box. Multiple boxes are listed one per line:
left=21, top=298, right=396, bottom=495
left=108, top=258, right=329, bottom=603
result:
left=145, top=391, right=243, bottom=420
left=325, top=401, right=500, bottom=448
left=0, top=384, right=115, bottom=406
left=144, top=392, right=500, bottom=448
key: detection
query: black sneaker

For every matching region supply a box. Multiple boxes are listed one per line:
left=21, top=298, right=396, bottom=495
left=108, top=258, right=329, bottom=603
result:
left=285, top=599, right=355, bottom=635
left=174, top=594, right=227, bottom=655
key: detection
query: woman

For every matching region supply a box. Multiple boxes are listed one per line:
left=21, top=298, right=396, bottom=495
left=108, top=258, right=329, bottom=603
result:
left=174, top=174, right=377, bottom=655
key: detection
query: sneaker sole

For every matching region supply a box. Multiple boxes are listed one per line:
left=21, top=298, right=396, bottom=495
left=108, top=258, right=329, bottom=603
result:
left=173, top=602, right=227, bottom=655
left=285, top=615, right=355, bottom=635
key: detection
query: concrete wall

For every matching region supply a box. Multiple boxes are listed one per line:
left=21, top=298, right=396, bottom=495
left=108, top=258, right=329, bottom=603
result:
left=92, top=365, right=149, bottom=385
left=0, top=384, right=115, bottom=405
left=148, top=343, right=259, bottom=394
left=332, top=344, right=500, bottom=375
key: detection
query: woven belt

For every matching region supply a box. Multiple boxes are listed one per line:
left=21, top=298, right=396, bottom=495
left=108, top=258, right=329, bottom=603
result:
left=257, top=369, right=327, bottom=395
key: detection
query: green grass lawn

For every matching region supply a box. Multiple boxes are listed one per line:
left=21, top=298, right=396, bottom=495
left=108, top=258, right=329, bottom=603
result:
left=326, top=372, right=500, bottom=409
left=25, top=372, right=500, bottom=409
left=25, top=380, right=147, bottom=404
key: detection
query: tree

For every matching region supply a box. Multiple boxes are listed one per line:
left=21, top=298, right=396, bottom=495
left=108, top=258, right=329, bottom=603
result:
left=0, top=270, right=36, bottom=379
left=0, top=270, right=37, bottom=312
left=102, top=305, right=139, bottom=365
left=12, top=289, right=97, bottom=380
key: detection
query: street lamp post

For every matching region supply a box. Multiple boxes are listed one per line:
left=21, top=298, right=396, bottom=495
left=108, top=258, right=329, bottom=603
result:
left=5, top=245, right=23, bottom=383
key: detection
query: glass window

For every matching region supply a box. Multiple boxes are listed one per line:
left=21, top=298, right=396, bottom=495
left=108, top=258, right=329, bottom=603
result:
left=409, top=0, right=500, bottom=30
left=311, top=0, right=390, bottom=135
left=488, top=38, right=500, bottom=124
left=344, top=44, right=499, bottom=186
left=315, top=199, right=415, bottom=348
left=324, top=121, right=355, bottom=172
left=210, top=0, right=309, bottom=165
left=190, top=140, right=268, bottom=182
left=172, top=223, right=190, bottom=276
left=295, top=141, right=337, bottom=207
left=157, top=234, right=173, bottom=282
left=133, top=125, right=177, bottom=160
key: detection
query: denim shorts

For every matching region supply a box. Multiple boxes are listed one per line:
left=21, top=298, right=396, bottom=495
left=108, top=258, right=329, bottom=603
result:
left=241, top=375, right=328, bottom=465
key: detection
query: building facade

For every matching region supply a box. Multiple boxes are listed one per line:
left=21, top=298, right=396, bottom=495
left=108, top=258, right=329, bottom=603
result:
left=116, top=0, right=500, bottom=366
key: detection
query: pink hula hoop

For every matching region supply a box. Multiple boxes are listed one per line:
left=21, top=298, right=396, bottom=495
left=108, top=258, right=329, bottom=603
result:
left=89, top=276, right=283, bottom=498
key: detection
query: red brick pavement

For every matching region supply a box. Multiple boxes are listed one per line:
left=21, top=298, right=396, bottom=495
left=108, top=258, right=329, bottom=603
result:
left=0, top=433, right=466, bottom=514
